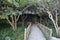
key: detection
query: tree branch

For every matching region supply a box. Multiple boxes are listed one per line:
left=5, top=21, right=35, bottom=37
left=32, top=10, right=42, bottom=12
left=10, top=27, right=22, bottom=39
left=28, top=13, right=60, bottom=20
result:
left=14, top=15, right=17, bottom=30
left=55, top=10, right=58, bottom=27
left=46, top=10, right=58, bottom=29
left=24, top=15, right=27, bottom=21
left=21, top=5, right=32, bottom=12
left=6, top=17, right=13, bottom=27
left=16, top=15, right=19, bottom=21
left=11, top=16, right=14, bottom=25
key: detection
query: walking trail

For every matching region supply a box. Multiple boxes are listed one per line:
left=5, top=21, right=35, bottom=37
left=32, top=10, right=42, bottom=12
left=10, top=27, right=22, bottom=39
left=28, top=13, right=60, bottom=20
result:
left=28, top=24, right=60, bottom=40
left=28, top=24, right=46, bottom=40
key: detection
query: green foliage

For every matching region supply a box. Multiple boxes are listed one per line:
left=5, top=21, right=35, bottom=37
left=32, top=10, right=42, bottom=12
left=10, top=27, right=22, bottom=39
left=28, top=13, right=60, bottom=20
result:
left=1, top=7, right=22, bottom=19
left=0, top=0, right=22, bottom=19
left=6, top=0, right=41, bottom=8
left=0, top=0, right=60, bottom=38
left=7, top=0, right=20, bottom=7
left=0, top=15, right=6, bottom=19
left=0, top=24, right=24, bottom=40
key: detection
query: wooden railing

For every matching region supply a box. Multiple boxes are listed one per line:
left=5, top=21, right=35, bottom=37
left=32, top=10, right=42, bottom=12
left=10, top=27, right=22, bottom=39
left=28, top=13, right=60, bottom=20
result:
left=37, top=23, right=52, bottom=40
left=24, top=23, right=32, bottom=40
left=24, top=23, right=52, bottom=40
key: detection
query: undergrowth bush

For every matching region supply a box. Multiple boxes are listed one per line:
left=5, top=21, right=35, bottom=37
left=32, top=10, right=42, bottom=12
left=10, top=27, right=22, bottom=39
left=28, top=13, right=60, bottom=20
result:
left=0, top=23, right=24, bottom=40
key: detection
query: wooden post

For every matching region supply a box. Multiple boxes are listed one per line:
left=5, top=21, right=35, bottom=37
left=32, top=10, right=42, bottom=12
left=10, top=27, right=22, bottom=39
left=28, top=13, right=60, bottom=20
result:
left=24, top=28, right=27, bottom=40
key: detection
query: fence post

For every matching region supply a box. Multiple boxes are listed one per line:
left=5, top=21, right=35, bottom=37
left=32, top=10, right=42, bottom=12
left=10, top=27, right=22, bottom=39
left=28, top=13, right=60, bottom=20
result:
left=24, top=28, right=27, bottom=40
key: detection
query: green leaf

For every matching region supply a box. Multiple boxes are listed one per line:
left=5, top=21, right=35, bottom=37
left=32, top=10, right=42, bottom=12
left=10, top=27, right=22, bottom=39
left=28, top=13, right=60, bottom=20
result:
left=7, top=0, right=13, bottom=3
left=12, top=0, right=19, bottom=7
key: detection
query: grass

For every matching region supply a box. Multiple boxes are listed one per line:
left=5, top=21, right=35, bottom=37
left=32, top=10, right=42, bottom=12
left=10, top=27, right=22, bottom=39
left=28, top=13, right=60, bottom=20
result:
left=0, top=23, right=25, bottom=40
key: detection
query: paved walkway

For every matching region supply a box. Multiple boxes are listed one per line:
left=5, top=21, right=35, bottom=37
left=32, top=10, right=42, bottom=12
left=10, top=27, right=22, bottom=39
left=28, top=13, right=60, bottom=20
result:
left=28, top=24, right=60, bottom=40
left=28, top=24, right=46, bottom=40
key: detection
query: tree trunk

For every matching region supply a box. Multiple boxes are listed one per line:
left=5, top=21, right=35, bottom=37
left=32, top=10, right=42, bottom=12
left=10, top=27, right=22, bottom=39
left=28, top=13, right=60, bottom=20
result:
left=22, top=15, right=24, bottom=26
left=56, top=10, right=58, bottom=28
left=6, top=16, right=18, bottom=31
left=21, top=15, right=27, bottom=27
left=47, top=10, right=58, bottom=36
left=14, top=16, right=17, bottom=31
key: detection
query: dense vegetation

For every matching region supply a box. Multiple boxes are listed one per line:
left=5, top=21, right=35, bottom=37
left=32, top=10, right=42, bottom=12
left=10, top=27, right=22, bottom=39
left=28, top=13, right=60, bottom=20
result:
left=0, top=0, right=60, bottom=40
left=0, top=23, right=24, bottom=40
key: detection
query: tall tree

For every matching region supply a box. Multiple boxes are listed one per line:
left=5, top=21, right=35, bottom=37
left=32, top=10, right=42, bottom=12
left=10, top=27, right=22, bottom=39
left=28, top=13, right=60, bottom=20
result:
left=37, top=0, right=60, bottom=37
left=2, top=7, right=22, bottom=31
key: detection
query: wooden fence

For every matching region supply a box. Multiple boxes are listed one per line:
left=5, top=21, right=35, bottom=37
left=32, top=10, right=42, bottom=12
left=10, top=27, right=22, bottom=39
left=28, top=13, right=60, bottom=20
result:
left=24, top=23, right=52, bottom=40
left=24, top=23, right=32, bottom=40
left=37, top=23, right=52, bottom=40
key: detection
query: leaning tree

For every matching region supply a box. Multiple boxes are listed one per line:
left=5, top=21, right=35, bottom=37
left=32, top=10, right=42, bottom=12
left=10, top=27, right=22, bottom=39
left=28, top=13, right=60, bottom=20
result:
left=0, top=0, right=22, bottom=31
left=36, top=0, right=60, bottom=37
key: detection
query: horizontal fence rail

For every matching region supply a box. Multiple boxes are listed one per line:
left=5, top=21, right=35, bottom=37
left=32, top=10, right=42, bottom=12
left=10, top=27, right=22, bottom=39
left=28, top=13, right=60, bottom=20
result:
left=24, top=23, right=32, bottom=40
left=24, top=23, right=52, bottom=40
left=37, top=23, right=52, bottom=40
